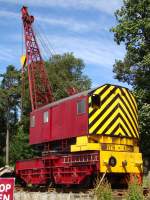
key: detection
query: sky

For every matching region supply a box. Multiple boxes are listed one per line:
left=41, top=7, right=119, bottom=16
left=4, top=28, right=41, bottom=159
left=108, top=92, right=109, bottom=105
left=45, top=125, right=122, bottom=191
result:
left=0, top=0, right=128, bottom=88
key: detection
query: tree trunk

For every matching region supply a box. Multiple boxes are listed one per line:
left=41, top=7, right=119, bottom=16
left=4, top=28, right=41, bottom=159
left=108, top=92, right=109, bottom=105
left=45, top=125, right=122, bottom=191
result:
left=6, top=127, right=9, bottom=166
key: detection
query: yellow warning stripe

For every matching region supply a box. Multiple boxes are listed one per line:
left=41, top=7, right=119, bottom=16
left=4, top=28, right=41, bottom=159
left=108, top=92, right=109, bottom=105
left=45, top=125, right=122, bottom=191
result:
left=89, top=97, right=119, bottom=132
left=119, top=98, right=138, bottom=133
left=88, top=84, right=139, bottom=138
left=89, top=87, right=117, bottom=123
left=122, top=88, right=138, bottom=119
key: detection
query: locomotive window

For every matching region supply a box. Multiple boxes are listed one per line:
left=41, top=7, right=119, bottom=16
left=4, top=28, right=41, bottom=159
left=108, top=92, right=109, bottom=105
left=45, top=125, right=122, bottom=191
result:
left=30, top=115, right=35, bottom=127
left=43, top=111, right=49, bottom=123
left=77, top=99, right=86, bottom=114
left=91, top=94, right=101, bottom=109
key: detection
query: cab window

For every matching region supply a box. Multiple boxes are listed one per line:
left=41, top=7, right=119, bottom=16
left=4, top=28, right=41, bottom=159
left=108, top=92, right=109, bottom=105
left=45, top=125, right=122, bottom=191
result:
left=30, top=115, right=35, bottom=127
left=77, top=99, right=86, bottom=114
left=91, top=94, right=101, bottom=109
left=43, top=111, right=49, bottom=123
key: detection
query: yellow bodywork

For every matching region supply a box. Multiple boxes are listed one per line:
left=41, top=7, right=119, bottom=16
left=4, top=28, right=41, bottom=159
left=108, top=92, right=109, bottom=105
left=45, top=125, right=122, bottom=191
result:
left=71, top=136, right=143, bottom=174
left=100, top=151, right=142, bottom=173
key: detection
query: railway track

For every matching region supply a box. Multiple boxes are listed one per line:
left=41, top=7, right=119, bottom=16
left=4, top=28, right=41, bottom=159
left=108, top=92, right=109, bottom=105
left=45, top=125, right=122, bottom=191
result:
left=14, top=186, right=150, bottom=199
left=15, top=185, right=92, bottom=193
left=112, top=189, right=127, bottom=199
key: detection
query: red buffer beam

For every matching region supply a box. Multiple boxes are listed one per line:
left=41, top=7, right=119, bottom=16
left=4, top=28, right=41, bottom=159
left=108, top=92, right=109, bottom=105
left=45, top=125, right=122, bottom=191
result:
left=21, top=6, right=54, bottom=110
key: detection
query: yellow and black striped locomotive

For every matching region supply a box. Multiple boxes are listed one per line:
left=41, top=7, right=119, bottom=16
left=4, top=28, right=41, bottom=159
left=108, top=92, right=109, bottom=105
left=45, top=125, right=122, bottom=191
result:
left=16, top=84, right=143, bottom=186
left=72, top=84, right=143, bottom=185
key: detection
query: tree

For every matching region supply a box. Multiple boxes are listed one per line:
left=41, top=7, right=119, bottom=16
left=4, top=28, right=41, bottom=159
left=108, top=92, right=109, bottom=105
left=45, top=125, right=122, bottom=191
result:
left=0, top=65, right=37, bottom=166
left=111, top=0, right=150, bottom=157
left=135, top=89, right=150, bottom=157
left=111, top=0, right=150, bottom=94
left=9, top=127, right=35, bottom=165
left=0, top=65, right=21, bottom=166
left=46, top=53, right=91, bottom=100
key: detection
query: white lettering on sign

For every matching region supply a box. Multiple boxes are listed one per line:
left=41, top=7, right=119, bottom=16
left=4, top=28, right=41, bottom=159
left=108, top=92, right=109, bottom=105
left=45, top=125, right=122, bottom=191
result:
left=0, top=184, right=12, bottom=200
left=0, top=194, right=10, bottom=200
left=3, top=194, right=10, bottom=200
left=0, top=184, right=11, bottom=192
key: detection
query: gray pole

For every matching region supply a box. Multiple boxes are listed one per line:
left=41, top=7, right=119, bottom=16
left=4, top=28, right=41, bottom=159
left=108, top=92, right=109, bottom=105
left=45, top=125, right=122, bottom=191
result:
left=5, top=124, right=9, bottom=166
left=5, top=105, right=10, bottom=166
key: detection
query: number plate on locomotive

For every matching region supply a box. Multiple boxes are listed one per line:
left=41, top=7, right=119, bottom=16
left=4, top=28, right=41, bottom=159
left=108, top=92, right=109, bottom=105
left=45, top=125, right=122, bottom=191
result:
left=101, top=144, right=133, bottom=152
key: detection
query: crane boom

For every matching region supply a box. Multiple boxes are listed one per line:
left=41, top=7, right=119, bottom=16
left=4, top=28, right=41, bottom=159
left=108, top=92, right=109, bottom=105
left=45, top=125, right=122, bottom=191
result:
left=21, top=6, right=54, bottom=111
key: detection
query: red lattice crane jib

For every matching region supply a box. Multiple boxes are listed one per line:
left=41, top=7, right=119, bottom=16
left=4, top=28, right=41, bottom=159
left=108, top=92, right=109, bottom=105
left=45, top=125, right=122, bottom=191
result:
left=21, top=6, right=54, bottom=110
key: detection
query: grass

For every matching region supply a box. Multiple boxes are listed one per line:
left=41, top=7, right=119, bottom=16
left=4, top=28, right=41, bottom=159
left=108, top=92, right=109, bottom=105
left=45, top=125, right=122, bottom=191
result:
left=126, top=177, right=145, bottom=200
left=142, top=176, right=150, bottom=189
left=93, top=175, right=148, bottom=200
left=94, top=178, right=113, bottom=200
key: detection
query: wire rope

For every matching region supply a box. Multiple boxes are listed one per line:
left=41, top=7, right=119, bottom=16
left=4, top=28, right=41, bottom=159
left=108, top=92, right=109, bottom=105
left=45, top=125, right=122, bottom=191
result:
left=34, top=25, right=50, bottom=61
left=37, top=22, right=56, bottom=55
left=34, top=21, right=57, bottom=57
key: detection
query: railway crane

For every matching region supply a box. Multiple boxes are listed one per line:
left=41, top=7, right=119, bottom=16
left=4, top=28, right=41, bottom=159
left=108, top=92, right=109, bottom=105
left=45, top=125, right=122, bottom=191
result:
left=16, top=6, right=143, bottom=187
left=21, top=6, right=53, bottom=111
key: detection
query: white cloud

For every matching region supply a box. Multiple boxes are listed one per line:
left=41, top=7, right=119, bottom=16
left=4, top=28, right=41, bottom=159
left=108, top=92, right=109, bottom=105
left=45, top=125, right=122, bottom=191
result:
left=38, top=35, right=125, bottom=67
left=36, top=16, right=107, bottom=33
left=0, top=0, right=124, bottom=78
left=0, top=47, right=18, bottom=71
left=0, top=9, right=109, bottom=33
left=5, top=31, right=125, bottom=69
left=0, top=10, right=19, bottom=18
left=0, top=0, right=122, bottom=15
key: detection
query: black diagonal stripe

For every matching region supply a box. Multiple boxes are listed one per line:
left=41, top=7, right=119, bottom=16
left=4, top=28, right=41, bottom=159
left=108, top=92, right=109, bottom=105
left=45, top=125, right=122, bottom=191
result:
left=119, top=124, right=131, bottom=137
left=119, top=114, right=136, bottom=138
left=88, top=84, right=110, bottom=96
left=89, top=94, right=119, bottom=129
left=89, top=86, right=117, bottom=118
left=120, top=88, right=138, bottom=121
left=89, top=107, right=97, bottom=118
left=92, top=109, right=119, bottom=134
left=119, top=124, right=130, bottom=137
left=119, top=94, right=138, bottom=131
left=119, top=104, right=138, bottom=138
left=94, top=113, right=135, bottom=138
left=98, top=84, right=111, bottom=96
left=88, top=85, right=111, bottom=117
left=111, top=124, right=120, bottom=136
left=111, top=124, right=131, bottom=138
left=91, top=104, right=118, bottom=133
left=101, top=86, right=117, bottom=105
left=126, top=90, right=137, bottom=113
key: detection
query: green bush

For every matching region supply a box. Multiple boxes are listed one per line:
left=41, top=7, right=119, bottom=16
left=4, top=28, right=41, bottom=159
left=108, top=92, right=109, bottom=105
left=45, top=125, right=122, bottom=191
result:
left=94, top=179, right=113, bottom=200
left=126, top=177, right=145, bottom=200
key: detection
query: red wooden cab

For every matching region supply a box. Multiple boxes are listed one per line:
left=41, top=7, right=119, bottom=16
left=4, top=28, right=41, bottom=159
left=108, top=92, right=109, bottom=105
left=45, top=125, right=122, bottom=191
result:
left=30, top=93, right=89, bottom=145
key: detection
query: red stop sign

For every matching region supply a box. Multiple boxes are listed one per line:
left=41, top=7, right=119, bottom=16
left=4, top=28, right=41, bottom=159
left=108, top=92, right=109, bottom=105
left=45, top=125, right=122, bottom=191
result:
left=0, top=178, right=15, bottom=200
